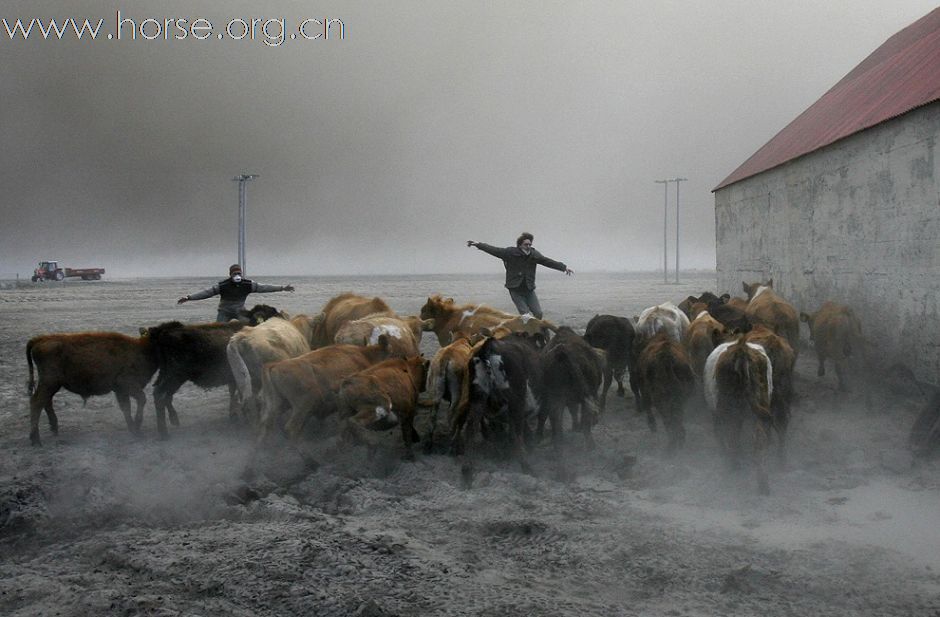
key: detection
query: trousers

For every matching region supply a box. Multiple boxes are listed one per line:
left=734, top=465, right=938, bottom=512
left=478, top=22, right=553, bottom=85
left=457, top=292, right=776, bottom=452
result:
left=508, top=286, right=543, bottom=319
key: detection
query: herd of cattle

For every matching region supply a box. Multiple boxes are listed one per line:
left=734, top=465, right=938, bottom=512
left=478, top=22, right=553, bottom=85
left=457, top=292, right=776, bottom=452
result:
left=23, top=281, right=864, bottom=494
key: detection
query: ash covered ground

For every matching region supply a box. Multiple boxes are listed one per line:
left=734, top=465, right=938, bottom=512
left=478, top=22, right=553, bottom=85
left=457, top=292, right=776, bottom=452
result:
left=1, top=273, right=939, bottom=617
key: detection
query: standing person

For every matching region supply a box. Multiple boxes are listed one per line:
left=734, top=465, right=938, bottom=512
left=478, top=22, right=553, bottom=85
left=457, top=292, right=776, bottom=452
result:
left=467, top=232, right=573, bottom=319
left=177, top=264, right=295, bottom=322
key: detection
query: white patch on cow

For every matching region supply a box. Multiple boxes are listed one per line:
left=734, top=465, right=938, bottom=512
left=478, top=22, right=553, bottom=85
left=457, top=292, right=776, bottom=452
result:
left=704, top=341, right=774, bottom=411
left=472, top=358, right=493, bottom=394
left=487, top=354, right=510, bottom=390
left=750, top=286, right=770, bottom=303
left=704, top=342, right=734, bottom=411
left=373, top=405, right=399, bottom=426
left=370, top=325, right=402, bottom=345
left=459, top=305, right=481, bottom=325
left=520, top=313, right=534, bottom=324
left=746, top=342, right=774, bottom=401
left=524, top=380, right=539, bottom=419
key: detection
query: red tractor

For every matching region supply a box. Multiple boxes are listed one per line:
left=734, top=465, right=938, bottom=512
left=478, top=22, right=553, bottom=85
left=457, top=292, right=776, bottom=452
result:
left=32, top=260, right=105, bottom=282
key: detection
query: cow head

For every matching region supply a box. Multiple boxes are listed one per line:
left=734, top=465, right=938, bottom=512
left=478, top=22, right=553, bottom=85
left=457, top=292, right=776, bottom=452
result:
left=419, top=295, right=455, bottom=320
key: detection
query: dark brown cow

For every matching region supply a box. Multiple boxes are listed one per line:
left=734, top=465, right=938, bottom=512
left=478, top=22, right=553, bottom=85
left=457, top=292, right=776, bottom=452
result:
left=462, top=333, right=545, bottom=487
left=338, top=355, right=428, bottom=460
left=800, top=301, right=863, bottom=391
left=310, top=293, right=394, bottom=349
left=538, top=327, right=605, bottom=447
left=257, top=338, right=393, bottom=443
left=743, top=279, right=800, bottom=353
left=26, top=333, right=157, bottom=445
left=634, top=331, right=695, bottom=453
left=744, top=325, right=795, bottom=463
left=583, top=314, right=638, bottom=412
left=704, top=337, right=774, bottom=494
left=419, top=295, right=520, bottom=347
left=143, top=320, right=245, bottom=439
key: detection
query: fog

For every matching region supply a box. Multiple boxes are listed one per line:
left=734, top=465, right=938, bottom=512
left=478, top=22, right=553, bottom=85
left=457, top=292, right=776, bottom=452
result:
left=1, top=1, right=937, bottom=278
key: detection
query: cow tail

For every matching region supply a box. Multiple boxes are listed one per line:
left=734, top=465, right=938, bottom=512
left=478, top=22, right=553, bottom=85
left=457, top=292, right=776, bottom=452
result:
left=425, top=355, right=445, bottom=404
left=226, top=338, right=253, bottom=402
left=26, top=338, right=36, bottom=395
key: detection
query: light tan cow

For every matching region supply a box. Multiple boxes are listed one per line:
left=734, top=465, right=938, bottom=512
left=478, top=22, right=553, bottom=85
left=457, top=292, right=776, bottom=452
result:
left=420, top=295, right=519, bottom=347
left=310, top=293, right=394, bottom=349
left=424, top=335, right=486, bottom=452
left=684, top=311, right=726, bottom=379
left=334, top=314, right=431, bottom=357
left=226, top=315, right=317, bottom=422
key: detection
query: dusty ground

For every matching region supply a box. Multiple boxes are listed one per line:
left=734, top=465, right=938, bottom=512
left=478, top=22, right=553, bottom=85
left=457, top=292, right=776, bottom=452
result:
left=2, top=273, right=939, bottom=617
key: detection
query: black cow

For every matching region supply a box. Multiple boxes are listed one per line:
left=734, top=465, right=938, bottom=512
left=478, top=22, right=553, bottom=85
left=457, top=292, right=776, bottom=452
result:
left=538, top=327, right=604, bottom=448
left=461, top=333, right=544, bottom=487
left=142, top=320, right=246, bottom=438
left=583, top=314, right=638, bottom=412
left=235, top=304, right=284, bottom=325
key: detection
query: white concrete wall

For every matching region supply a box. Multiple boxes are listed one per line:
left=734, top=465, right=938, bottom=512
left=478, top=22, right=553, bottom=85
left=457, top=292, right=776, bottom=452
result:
left=715, top=102, right=940, bottom=386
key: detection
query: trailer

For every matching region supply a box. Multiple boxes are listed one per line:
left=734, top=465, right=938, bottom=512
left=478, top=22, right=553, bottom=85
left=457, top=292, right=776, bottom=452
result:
left=32, top=261, right=105, bottom=282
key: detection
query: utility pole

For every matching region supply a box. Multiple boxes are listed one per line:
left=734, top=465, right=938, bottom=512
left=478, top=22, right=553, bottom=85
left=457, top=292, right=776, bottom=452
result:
left=655, top=179, right=670, bottom=283
left=233, top=174, right=259, bottom=274
left=671, top=177, right=687, bottom=284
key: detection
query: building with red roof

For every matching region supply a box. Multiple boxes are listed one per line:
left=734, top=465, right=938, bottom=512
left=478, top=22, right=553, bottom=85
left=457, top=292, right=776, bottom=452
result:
left=714, top=8, right=940, bottom=385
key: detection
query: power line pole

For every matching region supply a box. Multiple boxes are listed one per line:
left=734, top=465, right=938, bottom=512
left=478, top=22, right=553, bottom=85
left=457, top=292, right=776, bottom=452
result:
left=671, top=177, right=687, bottom=284
left=233, top=174, right=259, bottom=274
left=655, top=179, right=670, bottom=283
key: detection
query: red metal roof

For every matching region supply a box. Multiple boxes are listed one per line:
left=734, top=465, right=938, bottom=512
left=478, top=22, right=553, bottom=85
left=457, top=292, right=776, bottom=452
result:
left=714, top=7, right=940, bottom=191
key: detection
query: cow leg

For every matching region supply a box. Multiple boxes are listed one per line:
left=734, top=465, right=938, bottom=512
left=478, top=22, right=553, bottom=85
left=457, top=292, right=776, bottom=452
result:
left=628, top=367, right=642, bottom=409
left=460, top=400, right=485, bottom=488
left=614, top=366, right=627, bottom=397
left=45, top=399, right=59, bottom=436
left=29, top=385, right=57, bottom=446
left=132, top=391, right=146, bottom=430
left=400, top=417, right=416, bottom=461
left=512, top=413, right=535, bottom=477
left=835, top=361, right=848, bottom=392
left=226, top=383, right=240, bottom=420
left=772, top=400, right=790, bottom=466
left=153, top=375, right=184, bottom=439
left=663, top=401, right=685, bottom=454
left=816, top=352, right=826, bottom=377
left=754, top=418, right=772, bottom=495
left=580, top=400, right=597, bottom=450
left=599, top=367, right=612, bottom=413
left=114, top=391, right=139, bottom=436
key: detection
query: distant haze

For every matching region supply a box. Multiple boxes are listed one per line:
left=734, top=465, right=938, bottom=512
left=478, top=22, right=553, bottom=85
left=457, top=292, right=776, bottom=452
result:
left=2, top=0, right=937, bottom=278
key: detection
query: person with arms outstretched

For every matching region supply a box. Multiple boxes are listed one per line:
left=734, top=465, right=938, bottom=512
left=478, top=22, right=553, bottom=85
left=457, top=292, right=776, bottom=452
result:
left=177, top=264, right=294, bottom=322
left=467, top=232, right=573, bottom=319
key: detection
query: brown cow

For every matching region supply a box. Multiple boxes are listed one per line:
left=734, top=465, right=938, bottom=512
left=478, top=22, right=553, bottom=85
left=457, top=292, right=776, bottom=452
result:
left=424, top=335, right=485, bottom=454
left=799, top=301, right=863, bottom=391
left=538, top=327, right=605, bottom=448
left=338, top=356, right=428, bottom=460
left=419, top=295, right=522, bottom=347
left=634, top=331, right=695, bottom=453
left=310, top=293, right=394, bottom=349
left=743, top=279, right=800, bottom=352
left=26, top=333, right=157, bottom=445
left=744, top=325, right=795, bottom=463
left=334, top=314, right=431, bottom=357
left=704, top=337, right=774, bottom=494
left=256, top=337, right=393, bottom=443
left=685, top=311, right=726, bottom=379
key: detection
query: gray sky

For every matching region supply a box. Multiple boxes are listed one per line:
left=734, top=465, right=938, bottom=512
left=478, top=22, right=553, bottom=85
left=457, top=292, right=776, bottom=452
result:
left=2, top=0, right=937, bottom=277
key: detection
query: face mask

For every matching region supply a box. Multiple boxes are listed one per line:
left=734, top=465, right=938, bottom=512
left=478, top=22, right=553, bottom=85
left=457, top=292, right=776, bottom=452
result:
left=232, top=275, right=243, bottom=283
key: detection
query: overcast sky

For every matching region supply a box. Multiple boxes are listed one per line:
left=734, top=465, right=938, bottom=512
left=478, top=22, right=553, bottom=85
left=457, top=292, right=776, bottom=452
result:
left=2, top=1, right=937, bottom=278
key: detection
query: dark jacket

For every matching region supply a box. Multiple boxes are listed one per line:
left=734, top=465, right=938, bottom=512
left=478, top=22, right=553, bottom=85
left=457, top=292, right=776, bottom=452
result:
left=475, top=243, right=567, bottom=290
